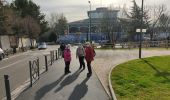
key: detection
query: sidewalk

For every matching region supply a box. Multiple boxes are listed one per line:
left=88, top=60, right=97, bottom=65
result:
left=15, top=48, right=110, bottom=100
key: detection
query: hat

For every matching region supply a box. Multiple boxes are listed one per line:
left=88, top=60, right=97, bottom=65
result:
left=85, top=42, right=91, bottom=47
left=66, top=44, right=70, bottom=49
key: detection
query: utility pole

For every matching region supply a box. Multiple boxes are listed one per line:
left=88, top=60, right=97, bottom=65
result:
left=139, top=0, right=144, bottom=59
left=88, top=1, right=91, bottom=42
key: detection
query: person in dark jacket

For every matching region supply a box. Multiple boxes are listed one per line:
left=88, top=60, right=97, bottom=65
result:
left=85, top=42, right=95, bottom=77
left=60, top=43, right=66, bottom=58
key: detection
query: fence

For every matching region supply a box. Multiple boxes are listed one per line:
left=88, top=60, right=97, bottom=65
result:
left=1, top=48, right=62, bottom=99
left=99, top=40, right=170, bottom=49
left=29, top=57, right=40, bottom=87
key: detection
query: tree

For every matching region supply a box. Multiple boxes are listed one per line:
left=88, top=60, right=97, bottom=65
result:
left=48, top=13, right=67, bottom=38
left=146, top=5, right=167, bottom=40
left=55, top=14, right=68, bottom=35
left=22, top=16, right=40, bottom=47
left=158, top=13, right=170, bottom=39
left=49, top=32, right=57, bottom=42
left=0, top=2, right=7, bottom=35
left=124, top=0, right=148, bottom=41
left=100, top=7, right=119, bottom=43
left=12, top=0, right=49, bottom=35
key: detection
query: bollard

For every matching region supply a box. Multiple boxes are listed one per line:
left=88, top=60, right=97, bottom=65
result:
left=50, top=51, right=53, bottom=65
left=37, top=58, right=40, bottom=79
left=56, top=50, right=58, bottom=60
left=4, top=75, right=11, bottom=100
left=29, top=61, right=32, bottom=87
left=58, top=48, right=60, bottom=58
left=53, top=51, right=55, bottom=63
left=45, top=55, right=48, bottom=71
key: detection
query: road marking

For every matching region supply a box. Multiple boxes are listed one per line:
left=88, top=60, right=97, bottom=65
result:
left=0, top=57, right=29, bottom=70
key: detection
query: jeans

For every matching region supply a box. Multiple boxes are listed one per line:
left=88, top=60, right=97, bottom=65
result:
left=87, top=61, right=92, bottom=74
left=78, top=56, right=85, bottom=69
left=65, top=61, right=70, bottom=73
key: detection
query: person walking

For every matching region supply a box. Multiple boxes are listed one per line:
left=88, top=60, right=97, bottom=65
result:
left=85, top=42, right=95, bottom=77
left=64, top=44, right=71, bottom=75
left=60, top=43, right=66, bottom=58
left=76, top=43, right=85, bottom=70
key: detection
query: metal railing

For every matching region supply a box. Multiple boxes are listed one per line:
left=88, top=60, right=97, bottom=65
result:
left=99, top=40, right=170, bottom=49
left=1, top=48, right=62, bottom=99
left=29, top=57, right=40, bottom=87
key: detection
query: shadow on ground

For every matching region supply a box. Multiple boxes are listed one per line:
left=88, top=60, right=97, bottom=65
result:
left=34, top=74, right=65, bottom=100
left=54, top=69, right=83, bottom=93
left=142, top=59, right=170, bottom=83
left=68, top=77, right=90, bottom=100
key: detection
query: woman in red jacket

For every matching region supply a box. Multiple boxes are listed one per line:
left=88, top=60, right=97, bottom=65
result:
left=85, top=43, right=95, bottom=77
left=64, top=44, right=71, bottom=75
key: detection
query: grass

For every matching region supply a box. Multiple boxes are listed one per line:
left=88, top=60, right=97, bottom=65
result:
left=111, top=56, right=170, bottom=100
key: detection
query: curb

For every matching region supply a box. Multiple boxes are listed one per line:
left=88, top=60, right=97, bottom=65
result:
left=92, top=66, right=112, bottom=100
left=6, top=67, right=46, bottom=100
left=108, top=66, right=118, bottom=100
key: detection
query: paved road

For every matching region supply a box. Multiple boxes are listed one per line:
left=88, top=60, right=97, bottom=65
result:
left=0, top=45, right=59, bottom=99
left=1, top=45, right=170, bottom=99
left=92, top=49, right=170, bottom=97
left=15, top=46, right=109, bottom=100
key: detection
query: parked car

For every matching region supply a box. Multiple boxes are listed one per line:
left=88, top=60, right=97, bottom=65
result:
left=0, top=48, right=5, bottom=60
left=38, top=42, right=47, bottom=50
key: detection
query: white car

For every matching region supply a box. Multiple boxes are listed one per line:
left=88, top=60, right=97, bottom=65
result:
left=0, top=48, right=4, bottom=60
left=38, top=42, right=47, bottom=50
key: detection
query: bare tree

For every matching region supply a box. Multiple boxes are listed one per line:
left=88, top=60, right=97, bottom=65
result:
left=22, top=15, right=40, bottom=47
left=48, top=13, right=67, bottom=42
left=100, top=7, right=119, bottom=43
left=158, top=13, right=170, bottom=39
left=49, top=13, right=59, bottom=29
left=146, top=5, right=167, bottom=40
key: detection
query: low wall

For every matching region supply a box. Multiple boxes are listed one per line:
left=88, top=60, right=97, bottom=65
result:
left=0, top=36, right=11, bottom=50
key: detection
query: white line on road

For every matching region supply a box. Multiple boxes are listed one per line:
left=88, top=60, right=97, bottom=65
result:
left=0, top=57, right=29, bottom=70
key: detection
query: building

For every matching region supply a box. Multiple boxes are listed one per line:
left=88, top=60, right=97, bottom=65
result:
left=69, top=7, right=119, bottom=34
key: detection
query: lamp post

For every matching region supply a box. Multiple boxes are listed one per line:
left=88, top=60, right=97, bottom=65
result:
left=88, top=1, right=91, bottom=42
left=139, top=0, right=144, bottom=59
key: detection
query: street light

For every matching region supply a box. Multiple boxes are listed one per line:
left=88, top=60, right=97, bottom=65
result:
left=139, top=0, right=144, bottom=59
left=88, top=0, right=91, bottom=42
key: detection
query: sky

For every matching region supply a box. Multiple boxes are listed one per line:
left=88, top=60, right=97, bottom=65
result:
left=6, top=0, right=170, bottom=22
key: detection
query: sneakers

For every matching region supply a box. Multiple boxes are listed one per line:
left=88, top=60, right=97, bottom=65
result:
left=79, top=67, right=85, bottom=70
left=65, top=71, right=71, bottom=75
left=87, top=73, right=92, bottom=77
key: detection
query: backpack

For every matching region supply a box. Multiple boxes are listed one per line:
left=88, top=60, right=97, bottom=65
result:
left=77, top=47, right=85, bottom=56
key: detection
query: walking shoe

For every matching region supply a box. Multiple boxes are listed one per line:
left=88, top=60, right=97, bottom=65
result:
left=87, top=73, right=92, bottom=77
left=79, top=67, right=82, bottom=70
left=65, top=72, right=69, bottom=75
left=68, top=71, right=71, bottom=73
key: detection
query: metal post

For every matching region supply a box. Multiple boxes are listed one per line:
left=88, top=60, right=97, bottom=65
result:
left=56, top=50, right=58, bottom=60
left=29, top=61, right=32, bottom=87
left=50, top=51, right=53, bottom=65
left=4, top=75, right=11, bottom=100
left=37, top=58, right=40, bottom=78
left=139, top=0, right=144, bottom=59
left=53, top=51, right=55, bottom=62
left=45, top=55, right=48, bottom=71
left=58, top=48, right=60, bottom=58
left=88, top=1, right=91, bottom=42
